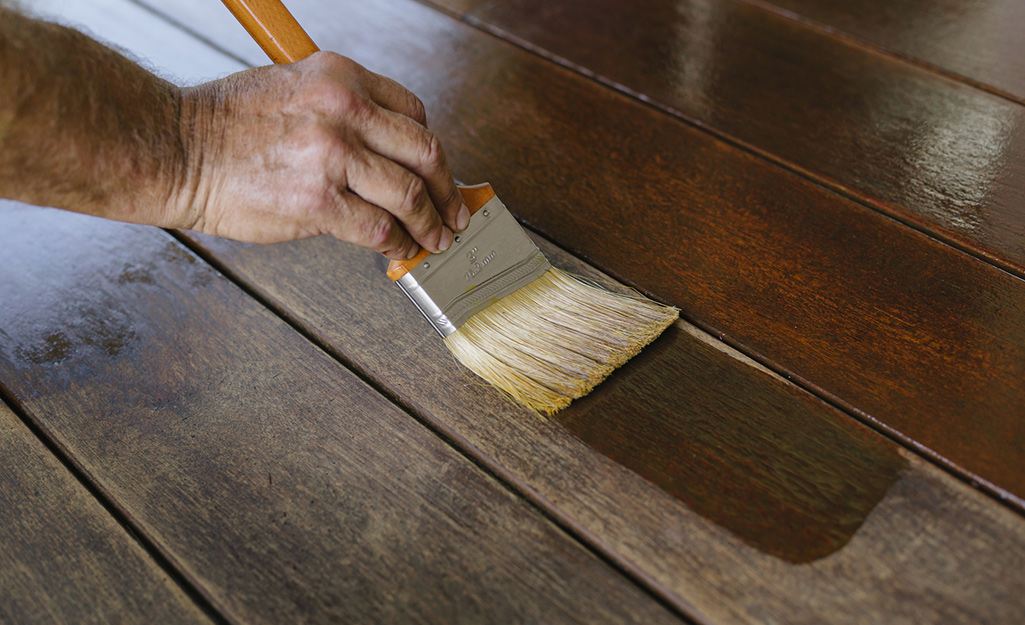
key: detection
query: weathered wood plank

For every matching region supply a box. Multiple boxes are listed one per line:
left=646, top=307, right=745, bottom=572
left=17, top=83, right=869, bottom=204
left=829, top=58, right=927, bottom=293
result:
left=459, top=0, right=1025, bottom=278
left=754, top=0, right=1025, bottom=103
left=0, top=400, right=214, bottom=625
left=142, top=0, right=1025, bottom=507
left=181, top=210, right=1025, bottom=624
left=60, top=0, right=1025, bottom=622
left=0, top=200, right=685, bottom=624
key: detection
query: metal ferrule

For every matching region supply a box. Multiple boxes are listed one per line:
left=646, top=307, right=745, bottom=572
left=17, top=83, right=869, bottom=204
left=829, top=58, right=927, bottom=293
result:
left=395, top=195, right=551, bottom=337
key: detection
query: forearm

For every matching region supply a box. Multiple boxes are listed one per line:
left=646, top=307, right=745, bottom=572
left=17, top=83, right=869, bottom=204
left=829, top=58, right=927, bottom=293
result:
left=0, top=7, right=187, bottom=226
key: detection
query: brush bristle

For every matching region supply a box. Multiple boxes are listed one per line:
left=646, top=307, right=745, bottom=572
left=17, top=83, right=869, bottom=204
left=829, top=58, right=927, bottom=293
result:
left=443, top=267, right=679, bottom=415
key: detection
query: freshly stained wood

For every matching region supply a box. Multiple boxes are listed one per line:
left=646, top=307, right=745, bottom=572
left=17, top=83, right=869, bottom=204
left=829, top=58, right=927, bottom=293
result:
left=31, top=0, right=1025, bottom=622
left=148, top=0, right=1025, bottom=505
left=0, top=202, right=684, bottom=624
left=0, top=401, right=212, bottom=625
left=89, top=2, right=1025, bottom=620
left=760, top=0, right=1025, bottom=103
left=461, top=0, right=1025, bottom=278
left=180, top=228, right=1025, bottom=623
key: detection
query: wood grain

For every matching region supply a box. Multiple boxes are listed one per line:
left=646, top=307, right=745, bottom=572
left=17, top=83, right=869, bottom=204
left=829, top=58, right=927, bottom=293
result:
left=218, top=0, right=319, bottom=63
left=755, top=0, right=1025, bottom=103
left=143, top=0, right=1025, bottom=505
left=0, top=401, right=212, bottom=625
left=31, top=0, right=1025, bottom=622
left=0, top=201, right=684, bottom=624
left=461, top=0, right=1025, bottom=278
left=180, top=225, right=1025, bottom=624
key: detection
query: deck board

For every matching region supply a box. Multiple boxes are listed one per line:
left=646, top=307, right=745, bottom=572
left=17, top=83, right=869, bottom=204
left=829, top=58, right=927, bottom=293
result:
left=0, top=202, right=685, bottom=624
left=460, top=0, right=1025, bottom=277
left=142, top=0, right=1025, bottom=505
left=8, top=0, right=1025, bottom=622
left=0, top=401, right=213, bottom=625
left=754, top=0, right=1025, bottom=103
left=54, top=0, right=1025, bottom=621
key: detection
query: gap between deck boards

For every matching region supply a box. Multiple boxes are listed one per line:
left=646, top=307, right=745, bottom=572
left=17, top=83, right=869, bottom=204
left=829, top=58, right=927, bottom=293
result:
left=125, top=0, right=1025, bottom=518
left=0, top=385, right=236, bottom=625
left=441, top=6, right=1025, bottom=286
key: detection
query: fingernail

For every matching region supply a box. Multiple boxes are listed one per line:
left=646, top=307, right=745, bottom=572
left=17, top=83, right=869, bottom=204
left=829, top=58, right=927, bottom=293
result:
left=437, top=227, right=453, bottom=252
left=455, top=204, right=470, bottom=231
left=406, top=244, right=420, bottom=260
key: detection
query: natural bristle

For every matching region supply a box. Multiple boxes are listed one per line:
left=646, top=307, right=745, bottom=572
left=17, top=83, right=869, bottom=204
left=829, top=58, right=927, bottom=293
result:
left=443, top=268, right=679, bottom=415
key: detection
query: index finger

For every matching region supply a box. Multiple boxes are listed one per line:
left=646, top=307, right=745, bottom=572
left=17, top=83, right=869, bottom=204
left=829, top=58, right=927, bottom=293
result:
left=364, top=71, right=429, bottom=127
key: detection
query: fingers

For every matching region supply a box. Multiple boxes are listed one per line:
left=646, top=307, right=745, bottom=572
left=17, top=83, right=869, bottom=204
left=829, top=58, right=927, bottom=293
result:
left=345, top=150, right=454, bottom=255
left=363, top=72, right=428, bottom=127
left=291, top=53, right=469, bottom=253
left=358, top=106, right=470, bottom=235
left=325, top=190, right=420, bottom=261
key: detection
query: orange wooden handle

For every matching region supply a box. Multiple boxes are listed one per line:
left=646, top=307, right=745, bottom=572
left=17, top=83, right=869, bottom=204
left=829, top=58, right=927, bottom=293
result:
left=220, top=0, right=319, bottom=63
left=386, top=184, right=496, bottom=281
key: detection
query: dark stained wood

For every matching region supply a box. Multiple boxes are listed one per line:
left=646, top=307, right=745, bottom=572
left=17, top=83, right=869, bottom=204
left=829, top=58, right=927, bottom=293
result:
left=461, top=0, right=1025, bottom=279
left=0, top=401, right=213, bottom=624
left=754, top=0, right=1025, bottom=103
left=0, top=201, right=684, bottom=624
left=560, top=322, right=906, bottom=564
left=147, top=0, right=1025, bottom=506
left=177, top=229, right=1025, bottom=623
left=97, top=1, right=1025, bottom=618
left=18, top=0, right=1025, bottom=621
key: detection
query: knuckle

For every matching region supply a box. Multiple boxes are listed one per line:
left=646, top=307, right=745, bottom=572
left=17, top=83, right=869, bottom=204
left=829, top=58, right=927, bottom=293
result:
left=367, top=217, right=396, bottom=249
left=304, top=124, right=344, bottom=163
left=418, top=132, right=443, bottom=171
left=307, top=50, right=348, bottom=73
left=400, top=177, right=428, bottom=215
left=333, top=87, right=367, bottom=117
left=406, top=91, right=427, bottom=125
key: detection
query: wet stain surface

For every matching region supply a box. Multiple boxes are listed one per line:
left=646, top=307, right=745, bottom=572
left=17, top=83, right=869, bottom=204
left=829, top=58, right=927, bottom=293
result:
left=0, top=206, right=212, bottom=377
left=559, top=325, right=907, bottom=563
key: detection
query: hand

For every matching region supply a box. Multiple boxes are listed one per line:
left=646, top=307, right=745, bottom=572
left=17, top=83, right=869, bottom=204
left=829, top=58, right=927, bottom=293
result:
left=174, top=51, right=469, bottom=259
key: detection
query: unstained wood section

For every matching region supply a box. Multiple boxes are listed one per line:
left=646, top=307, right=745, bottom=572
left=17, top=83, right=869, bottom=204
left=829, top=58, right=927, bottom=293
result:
left=0, top=202, right=683, bottom=625
left=0, top=401, right=211, bottom=625
left=148, top=0, right=1025, bottom=504
left=465, top=0, right=1025, bottom=277
left=760, top=0, right=1025, bottom=102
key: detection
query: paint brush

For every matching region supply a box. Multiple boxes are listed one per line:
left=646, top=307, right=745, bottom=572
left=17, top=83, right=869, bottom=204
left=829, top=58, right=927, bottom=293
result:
left=220, top=0, right=679, bottom=414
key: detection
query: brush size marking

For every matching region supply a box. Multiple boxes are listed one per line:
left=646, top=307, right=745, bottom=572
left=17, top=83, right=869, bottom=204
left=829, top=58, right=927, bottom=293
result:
left=464, top=246, right=497, bottom=282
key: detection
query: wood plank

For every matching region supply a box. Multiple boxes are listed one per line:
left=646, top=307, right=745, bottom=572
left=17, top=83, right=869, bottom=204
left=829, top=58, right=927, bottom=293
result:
left=753, top=0, right=1025, bottom=103
left=183, top=212, right=1025, bottom=624
left=72, top=0, right=1025, bottom=621
left=0, top=200, right=684, bottom=623
left=458, top=0, right=1025, bottom=279
left=0, top=400, right=213, bottom=625
left=145, top=0, right=1025, bottom=506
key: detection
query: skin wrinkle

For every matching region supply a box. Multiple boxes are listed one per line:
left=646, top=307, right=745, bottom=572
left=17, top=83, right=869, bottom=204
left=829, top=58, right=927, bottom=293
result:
left=0, top=6, right=467, bottom=258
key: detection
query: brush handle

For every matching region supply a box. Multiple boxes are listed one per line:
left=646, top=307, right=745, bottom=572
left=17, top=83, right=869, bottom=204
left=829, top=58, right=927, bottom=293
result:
left=386, top=184, right=496, bottom=281
left=220, top=0, right=489, bottom=280
left=219, top=0, right=319, bottom=63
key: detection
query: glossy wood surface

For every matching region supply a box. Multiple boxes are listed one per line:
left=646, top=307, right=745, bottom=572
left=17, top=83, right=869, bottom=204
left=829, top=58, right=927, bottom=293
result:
left=0, top=202, right=683, bottom=625
left=758, top=0, right=1025, bottom=102
left=461, top=0, right=1025, bottom=278
left=63, top=0, right=1025, bottom=621
left=7, top=0, right=1025, bottom=622
left=0, top=401, right=212, bottom=625
left=179, top=231, right=1025, bottom=623
left=151, top=0, right=1025, bottom=504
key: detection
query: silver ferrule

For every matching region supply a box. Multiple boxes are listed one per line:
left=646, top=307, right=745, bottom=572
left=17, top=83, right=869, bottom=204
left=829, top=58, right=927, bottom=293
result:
left=395, top=194, right=551, bottom=337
